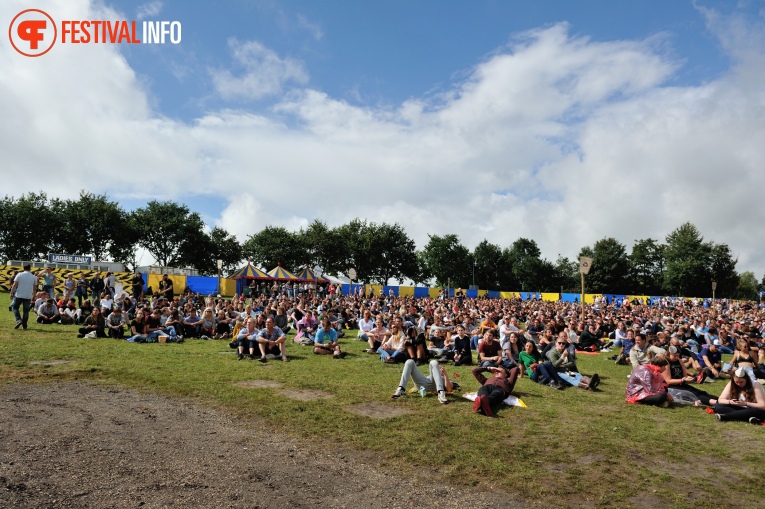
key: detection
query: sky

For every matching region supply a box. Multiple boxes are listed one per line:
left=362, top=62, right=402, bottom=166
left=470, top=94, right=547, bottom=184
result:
left=2, top=0, right=765, bottom=278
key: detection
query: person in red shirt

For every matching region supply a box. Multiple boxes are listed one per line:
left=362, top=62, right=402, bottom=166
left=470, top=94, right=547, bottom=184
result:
left=471, top=365, right=520, bottom=417
left=478, top=330, right=502, bottom=368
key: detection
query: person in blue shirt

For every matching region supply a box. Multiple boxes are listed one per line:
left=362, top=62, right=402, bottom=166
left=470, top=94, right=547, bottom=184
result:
left=313, top=318, right=345, bottom=359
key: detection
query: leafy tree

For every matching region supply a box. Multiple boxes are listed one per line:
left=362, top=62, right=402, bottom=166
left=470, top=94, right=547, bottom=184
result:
left=506, top=238, right=542, bottom=291
left=0, top=192, right=57, bottom=261
left=709, top=243, right=738, bottom=298
left=132, top=200, right=208, bottom=268
left=241, top=226, right=304, bottom=271
left=108, top=212, right=141, bottom=272
left=336, top=220, right=417, bottom=284
left=628, top=238, right=665, bottom=295
left=422, top=234, right=471, bottom=288
left=580, top=237, right=630, bottom=294
left=473, top=239, right=512, bottom=290
left=737, top=271, right=758, bottom=301
left=411, top=250, right=434, bottom=287
left=553, top=256, right=579, bottom=293
left=59, top=192, right=132, bottom=262
left=663, top=223, right=712, bottom=296
left=178, top=227, right=243, bottom=276
left=300, top=220, right=348, bottom=276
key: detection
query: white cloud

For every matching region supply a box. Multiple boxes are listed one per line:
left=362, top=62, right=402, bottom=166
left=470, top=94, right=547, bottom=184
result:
left=3, top=0, right=765, bottom=279
left=211, top=39, right=309, bottom=100
left=137, top=1, right=163, bottom=20
left=296, top=14, right=323, bottom=42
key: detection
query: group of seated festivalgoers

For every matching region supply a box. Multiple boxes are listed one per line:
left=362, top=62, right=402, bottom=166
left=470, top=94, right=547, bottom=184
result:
left=9, top=268, right=765, bottom=422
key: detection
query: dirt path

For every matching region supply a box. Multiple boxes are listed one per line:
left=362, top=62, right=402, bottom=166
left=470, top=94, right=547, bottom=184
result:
left=0, top=383, right=527, bottom=508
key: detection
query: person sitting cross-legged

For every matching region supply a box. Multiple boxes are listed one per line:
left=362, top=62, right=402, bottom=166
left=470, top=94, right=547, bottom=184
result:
left=391, top=359, right=453, bottom=404
left=37, top=298, right=60, bottom=324
left=313, top=317, right=346, bottom=359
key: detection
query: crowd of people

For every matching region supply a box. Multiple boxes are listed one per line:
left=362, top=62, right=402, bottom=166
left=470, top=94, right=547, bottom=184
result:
left=9, top=264, right=765, bottom=422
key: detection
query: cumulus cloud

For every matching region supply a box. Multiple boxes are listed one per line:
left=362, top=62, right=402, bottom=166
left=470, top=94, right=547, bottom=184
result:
left=211, top=39, right=309, bottom=100
left=2, top=0, right=765, bottom=276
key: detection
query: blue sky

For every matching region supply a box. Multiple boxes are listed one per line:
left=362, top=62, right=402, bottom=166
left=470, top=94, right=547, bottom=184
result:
left=3, top=0, right=765, bottom=280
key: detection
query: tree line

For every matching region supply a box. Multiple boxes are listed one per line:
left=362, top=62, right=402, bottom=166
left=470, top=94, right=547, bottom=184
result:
left=0, top=192, right=760, bottom=299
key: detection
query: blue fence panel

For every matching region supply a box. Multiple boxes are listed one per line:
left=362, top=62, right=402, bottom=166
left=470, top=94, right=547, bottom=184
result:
left=186, top=276, right=219, bottom=296
left=487, top=291, right=500, bottom=299
left=465, top=289, right=478, bottom=298
left=561, top=293, right=580, bottom=303
left=382, top=286, right=398, bottom=297
left=413, top=287, right=430, bottom=298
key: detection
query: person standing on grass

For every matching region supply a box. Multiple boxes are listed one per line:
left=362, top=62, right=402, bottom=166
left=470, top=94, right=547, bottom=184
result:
left=471, top=364, right=520, bottom=417
left=10, top=264, right=37, bottom=330
left=41, top=267, right=57, bottom=299
left=313, top=318, right=346, bottom=359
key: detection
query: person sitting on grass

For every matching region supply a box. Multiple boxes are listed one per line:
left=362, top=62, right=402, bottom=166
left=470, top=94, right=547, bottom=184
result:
left=713, top=368, right=765, bottom=424
left=36, top=298, right=60, bottom=324
left=629, top=333, right=666, bottom=368
left=106, top=306, right=126, bottom=339
left=626, top=356, right=671, bottom=407
left=471, top=364, right=520, bottom=417
left=313, top=317, right=346, bottom=359
left=213, top=309, right=233, bottom=339
left=379, top=321, right=408, bottom=364
left=519, top=340, right=565, bottom=390
left=257, top=316, right=288, bottom=363
left=691, top=343, right=723, bottom=382
left=390, top=359, right=454, bottom=404
left=181, top=307, right=203, bottom=338
left=59, top=298, right=80, bottom=325
left=661, top=346, right=718, bottom=406
left=235, top=317, right=260, bottom=360
left=77, top=307, right=106, bottom=338
left=478, top=330, right=502, bottom=368
left=126, top=309, right=148, bottom=343
left=547, top=332, right=600, bottom=390
left=365, top=316, right=389, bottom=354
left=451, top=324, right=473, bottom=366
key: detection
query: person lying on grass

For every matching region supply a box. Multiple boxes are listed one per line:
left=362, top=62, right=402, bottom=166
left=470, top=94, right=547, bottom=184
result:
left=391, top=359, right=457, bottom=404
left=713, top=368, right=765, bottom=424
left=313, top=317, right=346, bottom=359
left=471, top=364, right=520, bottom=417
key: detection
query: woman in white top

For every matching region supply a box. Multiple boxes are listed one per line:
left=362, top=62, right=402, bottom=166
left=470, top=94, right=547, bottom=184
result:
left=379, top=322, right=407, bottom=364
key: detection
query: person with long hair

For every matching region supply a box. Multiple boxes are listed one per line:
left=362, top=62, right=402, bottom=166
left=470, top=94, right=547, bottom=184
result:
left=626, top=356, right=671, bottom=407
left=713, top=368, right=765, bottom=424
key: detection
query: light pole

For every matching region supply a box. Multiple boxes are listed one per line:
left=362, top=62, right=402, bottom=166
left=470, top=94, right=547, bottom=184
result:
left=472, top=257, right=476, bottom=288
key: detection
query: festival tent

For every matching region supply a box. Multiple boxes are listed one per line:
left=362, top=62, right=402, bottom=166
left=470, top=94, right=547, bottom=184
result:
left=230, top=262, right=271, bottom=295
left=294, top=266, right=329, bottom=283
left=267, top=264, right=300, bottom=281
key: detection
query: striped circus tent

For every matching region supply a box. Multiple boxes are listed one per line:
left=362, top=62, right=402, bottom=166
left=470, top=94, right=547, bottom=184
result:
left=294, top=266, right=329, bottom=282
left=230, top=262, right=270, bottom=280
left=267, top=264, right=299, bottom=281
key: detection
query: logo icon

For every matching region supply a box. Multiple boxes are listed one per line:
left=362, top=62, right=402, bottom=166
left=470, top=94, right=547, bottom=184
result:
left=9, top=9, right=57, bottom=57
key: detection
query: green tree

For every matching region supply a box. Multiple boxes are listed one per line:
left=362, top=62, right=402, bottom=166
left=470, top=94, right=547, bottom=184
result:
left=422, top=234, right=471, bottom=288
left=553, top=256, right=579, bottom=293
left=300, top=220, right=348, bottom=276
left=61, top=192, right=132, bottom=262
left=628, top=238, right=665, bottom=295
left=336, top=220, right=418, bottom=284
left=506, top=238, right=542, bottom=291
left=709, top=243, right=738, bottom=298
left=473, top=239, right=512, bottom=290
left=241, top=226, right=304, bottom=271
left=411, top=250, right=433, bottom=287
left=737, top=271, right=758, bottom=300
left=579, top=237, right=630, bottom=294
left=132, top=200, right=208, bottom=268
left=663, top=223, right=712, bottom=296
left=0, top=192, right=57, bottom=261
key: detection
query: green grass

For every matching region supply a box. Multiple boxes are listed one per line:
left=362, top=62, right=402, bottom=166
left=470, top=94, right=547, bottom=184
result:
left=1, top=295, right=762, bottom=508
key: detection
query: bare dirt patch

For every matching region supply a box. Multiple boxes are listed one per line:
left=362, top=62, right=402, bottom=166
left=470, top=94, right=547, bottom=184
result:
left=346, top=402, right=411, bottom=419
left=233, top=380, right=284, bottom=389
left=0, top=382, right=524, bottom=508
left=278, top=388, right=333, bottom=401
left=28, top=360, right=73, bottom=366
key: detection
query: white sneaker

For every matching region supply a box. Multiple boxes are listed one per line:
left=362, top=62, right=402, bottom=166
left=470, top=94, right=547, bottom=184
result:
left=391, top=386, right=406, bottom=399
left=437, top=390, right=448, bottom=404
left=600, top=348, right=611, bottom=353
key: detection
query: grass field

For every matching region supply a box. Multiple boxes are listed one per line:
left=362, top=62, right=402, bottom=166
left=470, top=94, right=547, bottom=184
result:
left=1, top=295, right=762, bottom=508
